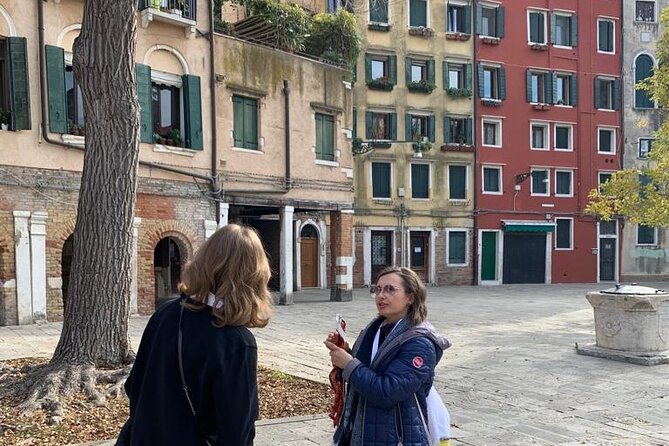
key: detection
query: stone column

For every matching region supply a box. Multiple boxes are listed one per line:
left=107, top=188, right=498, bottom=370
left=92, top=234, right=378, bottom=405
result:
left=294, top=219, right=302, bottom=291
left=279, top=206, right=294, bottom=305
left=13, top=211, right=32, bottom=325
left=204, top=220, right=218, bottom=239
left=330, top=209, right=353, bottom=302
left=129, top=217, right=141, bottom=316
left=218, top=202, right=229, bottom=227
left=29, top=212, right=48, bottom=321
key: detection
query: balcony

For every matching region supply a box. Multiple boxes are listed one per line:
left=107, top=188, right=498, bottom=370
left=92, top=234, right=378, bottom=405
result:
left=138, top=0, right=197, bottom=37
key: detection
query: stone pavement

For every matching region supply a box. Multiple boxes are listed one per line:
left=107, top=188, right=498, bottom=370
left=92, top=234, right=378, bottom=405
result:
left=2, top=283, right=669, bottom=445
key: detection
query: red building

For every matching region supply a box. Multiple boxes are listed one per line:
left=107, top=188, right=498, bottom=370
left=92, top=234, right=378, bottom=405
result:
left=473, top=0, right=622, bottom=284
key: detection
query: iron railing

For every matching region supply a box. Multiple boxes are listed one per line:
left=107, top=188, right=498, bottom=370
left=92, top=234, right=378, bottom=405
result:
left=138, top=0, right=196, bottom=21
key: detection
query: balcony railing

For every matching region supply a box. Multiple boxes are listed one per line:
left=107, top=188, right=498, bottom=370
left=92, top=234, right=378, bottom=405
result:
left=138, top=0, right=196, bottom=21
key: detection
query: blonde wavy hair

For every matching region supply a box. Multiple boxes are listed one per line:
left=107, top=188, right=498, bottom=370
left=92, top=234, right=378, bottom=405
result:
left=375, top=266, right=427, bottom=326
left=179, top=224, right=273, bottom=328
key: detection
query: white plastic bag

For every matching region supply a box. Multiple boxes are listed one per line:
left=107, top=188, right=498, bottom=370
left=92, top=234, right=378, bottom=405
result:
left=426, top=386, right=451, bottom=445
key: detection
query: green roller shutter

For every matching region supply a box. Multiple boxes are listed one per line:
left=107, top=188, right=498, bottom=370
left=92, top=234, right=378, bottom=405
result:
left=135, top=63, right=152, bottom=143
left=365, top=111, right=373, bottom=139
left=183, top=74, right=203, bottom=150
left=388, top=56, right=397, bottom=85
left=443, top=116, right=451, bottom=143
left=389, top=112, right=397, bottom=140
left=7, top=37, right=30, bottom=130
left=45, top=45, right=67, bottom=134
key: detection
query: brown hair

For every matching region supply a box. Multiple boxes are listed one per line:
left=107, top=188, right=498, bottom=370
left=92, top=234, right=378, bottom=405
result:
left=375, top=266, right=427, bottom=326
left=179, top=224, right=273, bottom=328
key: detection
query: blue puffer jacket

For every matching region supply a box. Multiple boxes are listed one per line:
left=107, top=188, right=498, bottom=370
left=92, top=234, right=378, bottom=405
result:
left=333, top=316, right=450, bottom=446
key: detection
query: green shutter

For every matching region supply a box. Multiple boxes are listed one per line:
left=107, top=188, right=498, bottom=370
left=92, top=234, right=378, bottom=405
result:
left=45, top=45, right=67, bottom=134
left=409, top=0, right=427, bottom=27
left=496, top=6, right=505, bottom=38
left=365, top=111, right=373, bottom=139
left=594, top=78, right=601, bottom=109
left=464, top=63, right=472, bottom=90
left=243, top=98, right=258, bottom=149
left=449, top=166, right=466, bottom=199
left=613, top=79, right=621, bottom=110
left=136, top=63, right=152, bottom=143
left=545, top=73, right=553, bottom=104
left=365, top=54, right=372, bottom=82
left=476, top=3, right=482, bottom=34
left=405, top=57, right=412, bottom=86
left=411, top=164, right=429, bottom=198
left=465, top=118, right=472, bottom=144
left=389, top=56, right=397, bottom=85
left=352, top=63, right=357, bottom=83
left=7, top=37, right=30, bottom=130
left=406, top=113, right=413, bottom=140
left=428, top=115, right=435, bottom=142
left=315, top=114, right=323, bottom=158
left=526, top=70, right=532, bottom=102
left=552, top=72, right=558, bottom=104
left=499, top=66, right=506, bottom=100
left=550, top=13, right=556, bottom=44
left=352, top=107, right=357, bottom=139
left=427, top=60, right=435, bottom=84
left=182, top=74, right=203, bottom=150
left=443, top=116, right=451, bottom=143
left=372, top=162, right=391, bottom=198
left=448, top=232, right=466, bottom=262
left=570, top=74, right=578, bottom=106
left=389, top=113, right=397, bottom=140
left=232, top=96, right=244, bottom=147
left=463, top=5, right=471, bottom=34
left=442, top=61, right=449, bottom=89
left=570, top=15, right=578, bottom=46
left=477, top=64, right=484, bottom=97
left=324, top=115, right=334, bottom=160
left=530, top=13, right=540, bottom=43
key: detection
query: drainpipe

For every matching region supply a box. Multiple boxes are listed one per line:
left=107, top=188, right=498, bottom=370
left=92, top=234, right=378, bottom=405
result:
left=282, top=80, right=291, bottom=188
left=471, top=0, right=479, bottom=285
left=36, top=0, right=216, bottom=185
left=208, top=0, right=221, bottom=223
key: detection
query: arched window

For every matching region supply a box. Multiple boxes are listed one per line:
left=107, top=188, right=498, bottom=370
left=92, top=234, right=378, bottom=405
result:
left=635, top=54, right=655, bottom=108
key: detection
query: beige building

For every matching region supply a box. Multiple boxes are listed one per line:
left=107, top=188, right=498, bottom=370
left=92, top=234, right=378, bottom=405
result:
left=351, top=0, right=475, bottom=285
left=0, top=0, right=353, bottom=325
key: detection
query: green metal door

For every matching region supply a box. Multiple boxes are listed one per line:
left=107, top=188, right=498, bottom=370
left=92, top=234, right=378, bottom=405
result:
left=481, top=232, right=497, bottom=281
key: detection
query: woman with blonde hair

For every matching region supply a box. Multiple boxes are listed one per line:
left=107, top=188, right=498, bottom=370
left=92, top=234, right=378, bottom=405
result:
left=116, top=223, right=272, bottom=446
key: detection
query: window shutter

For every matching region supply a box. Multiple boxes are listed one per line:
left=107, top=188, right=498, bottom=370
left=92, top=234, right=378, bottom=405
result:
left=570, top=74, right=578, bottom=106
left=315, top=114, right=323, bottom=158
left=499, top=66, right=506, bottom=100
left=550, top=13, right=556, bottom=44
left=448, top=232, right=466, bottom=262
left=526, top=70, right=532, bottom=102
left=464, top=63, right=472, bottom=90
left=477, top=64, right=484, bottom=97
left=365, top=111, right=373, bottom=139
left=613, top=79, right=621, bottom=110
left=465, top=118, right=473, bottom=144
left=389, top=112, right=397, bottom=140
left=551, top=72, right=558, bottom=104
left=352, top=108, right=357, bottom=139
left=372, top=162, right=391, bottom=198
left=544, top=72, right=553, bottom=104
left=232, top=96, right=244, bottom=147
left=449, top=166, right=466, bottom=199
left=428, top=115, right=435, bottom=142
left=45, top=45, right=67, bottom=134
left=475, top=3, right=482, bottom=34
left=443, top=116, right=451, bottom=143
left=352, top=63, right=357, bottom=83
left=570, top=15, right=578, bottom=46
left=405, top=113, right=413, bottom=140
left=405, top=57, right=412, bottom=86
left=593, top=78, right=601, bottom=109
left=7, top=37, right=30, bottom=130
left=365, top=54, right=372, bottom=82
left=243, top=98, right=258, bottom=149
left=496, top=6, right=505, bottom=38
left=389, top=55, right=397, bottom=85
left=427, top=59, right=435, bottom=84
left=530, top=13, right=540, bottom=43
left=463, top=5, right=471, bottom=34
left=324, top=115, right=334, bottom=160
left=607, top=21, right=614, bottom=51
left=442, top=61, right=449, bottom=90
left=136, top=63, right=153, bottom=143
left=411, top=164, right=429, bottom=198
left=182, top=74, right=203, bottom=150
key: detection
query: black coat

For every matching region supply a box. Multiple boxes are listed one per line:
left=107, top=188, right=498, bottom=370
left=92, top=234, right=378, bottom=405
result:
left=116, top=296, right=258, bottom=446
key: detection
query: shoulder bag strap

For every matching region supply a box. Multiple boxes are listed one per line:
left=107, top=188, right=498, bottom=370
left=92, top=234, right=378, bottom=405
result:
left=414, top=393, right=435, bottom=446
left=178, top=304, right=213, bottom=446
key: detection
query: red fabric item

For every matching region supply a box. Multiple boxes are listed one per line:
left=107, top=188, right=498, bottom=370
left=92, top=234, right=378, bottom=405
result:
left=328, top=318, right=347, bottom=427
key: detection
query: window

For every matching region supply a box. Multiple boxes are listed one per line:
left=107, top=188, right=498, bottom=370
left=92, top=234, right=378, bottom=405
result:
left=635, top=54, right=655, bottom=108
left=411, top=163, right=430, bottom=199
left=639, top=138, right=653, bottom=158
left=370, top=0, right=389, bottom=23
left=448, top=165, right=467, bottom=200
left=366, top=111, right=397, bottom=140
left=479, top=65, right=506, bottom=100
left=447, top=3, right=471, bottom=33
left=444, top=116, right=472, bottom=144
left=478, top=4, right=504, bottom=38
left=0, top=37, right=29, bottom=131
left=409, top=0, right=428, bottom=27
left=411, top=60, right=426, bottom=82
left=315, top=113, right=335, bottom=161
left=482, top=118, right=501, bottom=147
left=531, top=169, right=549, bottom=196
left=406, top=113, right=435, bottom=142
left=232, top=95, right=259, bottom=150
left=594, top=77, right=619, bottom=110
left=552, top=13, right=577, bottom=47
left=152, top=82, right=180, bottom=142
left=554, top=124, right=572, bottom=151
left=65, top=65, right=85, bottom=130
left=554, top=72, right=577, bottom=106
left=598, top=127, right=615, bottom=154
left=446, top=62, right=471, bottom=90
left=637, top=225, right=657, bottom=245
left=600, top=220, right=616, bottom=236
left=555, top=218, right=573, bottom=249
left=447, top=230, right=467, bottom=265
left=365, top=54, right=397, bottom=86
left=482, top=166, right=502, bottom=194
left=599, top=172, right=613, bottom=192
left=406, top=58, right=435, bottom=89
left=528, top=10, right=547, bottom=44
left=371, top=161, right=392, bottom=198
left=555, top=170, right=573, bottom=197
left=597, top=19, right=614, bottom=53
left=636, top=1, right=655, bottom=22
left=527, top=70, right=551, bottom=103
left=530, top=123, right=549, bottom=150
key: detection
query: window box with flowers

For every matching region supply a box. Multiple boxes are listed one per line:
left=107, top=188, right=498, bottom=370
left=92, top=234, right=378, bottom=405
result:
left=447, top=88, right=472, bottom=98
left=368, top=22, right=391, bottom=32
left=440, top=143, right=474, bottom=152
left=407, top=80, right=436, bottom=93
left=530, top=43, right=548, bottom=51
left=481, top=98, right=502, bottom=106
left=480, top=36, right=500, bottom=45
left=532, top=103, right=551, bottom=111
left=445, top=32, right=471, bottom=41
left=412, top=140, right=433, bottom=155
left=367, top=77, right=394, bottom=91
left=408, top=26, right=434, bottom=37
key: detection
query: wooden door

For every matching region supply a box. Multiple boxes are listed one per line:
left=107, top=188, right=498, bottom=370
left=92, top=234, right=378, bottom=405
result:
left=301, top=237, right=318, bottom=287
left=410, top=232, right=430, bottom=282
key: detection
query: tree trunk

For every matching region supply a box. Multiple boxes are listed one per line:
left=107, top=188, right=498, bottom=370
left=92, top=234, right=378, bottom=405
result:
left=52, top=0, right=139, bottom=366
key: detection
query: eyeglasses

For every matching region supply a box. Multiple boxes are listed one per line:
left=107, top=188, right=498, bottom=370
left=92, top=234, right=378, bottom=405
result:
left=370, top=284, right=402, bottom=296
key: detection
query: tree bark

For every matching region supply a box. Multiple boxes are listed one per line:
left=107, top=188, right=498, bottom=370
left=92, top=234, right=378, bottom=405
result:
left=52, top=0, right=139, bottom=366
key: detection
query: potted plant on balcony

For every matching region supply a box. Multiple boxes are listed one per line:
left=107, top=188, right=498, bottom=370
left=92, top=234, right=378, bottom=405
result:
left=411, top=125, right=432, bottom=155
left=367, top=76, right=394, bottom=91
left=0, top=110, right=10, bottom=131
left=166, top=128, right=183, bottom=147
left=407, top=79, right=436, bottom=93
left=408, top=26, right=434, bottom=38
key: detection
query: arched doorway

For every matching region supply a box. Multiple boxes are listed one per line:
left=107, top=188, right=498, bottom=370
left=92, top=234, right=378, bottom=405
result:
left=61, top=234, right=74, bottom=313
left=154, top=237, right=182, bottom=308
left=300, top=225, right=319, bottom=288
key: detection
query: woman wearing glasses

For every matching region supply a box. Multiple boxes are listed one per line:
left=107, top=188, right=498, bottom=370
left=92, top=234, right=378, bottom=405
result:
left=324, top=266, right=450, bottom=446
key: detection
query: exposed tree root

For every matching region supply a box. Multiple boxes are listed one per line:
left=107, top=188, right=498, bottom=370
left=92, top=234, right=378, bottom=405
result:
left=5, top=361, right=132, bottom=425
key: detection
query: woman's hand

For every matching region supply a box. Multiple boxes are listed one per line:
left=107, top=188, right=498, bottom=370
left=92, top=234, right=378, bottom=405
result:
left=324, top=337, right=353, bottom=369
